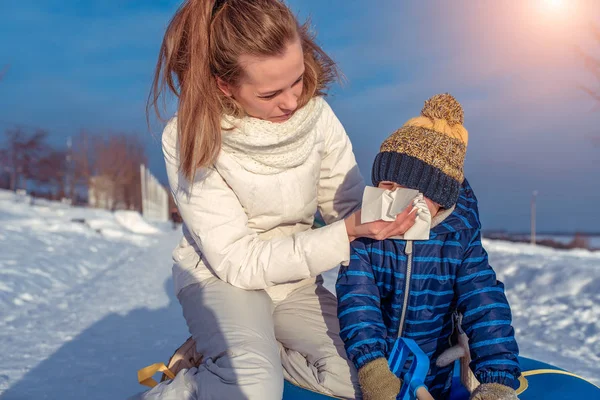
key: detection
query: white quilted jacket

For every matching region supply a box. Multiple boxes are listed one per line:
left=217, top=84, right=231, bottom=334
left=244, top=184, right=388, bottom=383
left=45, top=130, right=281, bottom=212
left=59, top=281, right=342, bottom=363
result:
left=163, top=98, right=365, bottom=301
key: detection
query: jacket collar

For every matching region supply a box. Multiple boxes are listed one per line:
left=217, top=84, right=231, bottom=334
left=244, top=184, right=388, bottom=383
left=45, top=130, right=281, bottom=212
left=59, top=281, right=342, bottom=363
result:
left=429, top=179, right=481, bottom=237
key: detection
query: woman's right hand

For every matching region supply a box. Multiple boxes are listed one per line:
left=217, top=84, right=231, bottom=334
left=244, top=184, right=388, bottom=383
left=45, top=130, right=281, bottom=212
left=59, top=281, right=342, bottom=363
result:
left=344, top=204, right=417, bottom=242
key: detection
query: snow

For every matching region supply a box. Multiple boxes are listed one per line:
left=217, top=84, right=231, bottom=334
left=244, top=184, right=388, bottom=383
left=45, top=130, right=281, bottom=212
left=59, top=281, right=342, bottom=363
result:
left=0, top=190, right=188, bottom=399
left=476, top=240, right=600, bottom=383
left=113, top=210, right=162, bottom=235
left=0, top=189, right=598, bottom=399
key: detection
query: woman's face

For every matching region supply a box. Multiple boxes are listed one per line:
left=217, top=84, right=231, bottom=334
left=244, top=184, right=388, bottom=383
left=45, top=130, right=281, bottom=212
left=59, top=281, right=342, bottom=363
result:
left=217, top=38, right=305, bottom=123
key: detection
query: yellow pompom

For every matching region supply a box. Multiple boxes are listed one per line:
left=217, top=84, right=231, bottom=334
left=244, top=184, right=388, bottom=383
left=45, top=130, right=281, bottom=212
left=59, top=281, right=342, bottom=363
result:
left=421, top=93, right=464, bottom=126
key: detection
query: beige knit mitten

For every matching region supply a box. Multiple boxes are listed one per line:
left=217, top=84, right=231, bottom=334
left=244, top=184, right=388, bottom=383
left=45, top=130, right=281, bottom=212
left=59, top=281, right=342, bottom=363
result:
left=358, top=358, right=402, bottom=400
left=469, top=383, right=518, bottom=400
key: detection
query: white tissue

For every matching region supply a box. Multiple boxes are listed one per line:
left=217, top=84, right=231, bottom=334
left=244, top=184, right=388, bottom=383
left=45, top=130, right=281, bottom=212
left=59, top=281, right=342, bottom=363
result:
left=360, top=186, right=431, bottom=240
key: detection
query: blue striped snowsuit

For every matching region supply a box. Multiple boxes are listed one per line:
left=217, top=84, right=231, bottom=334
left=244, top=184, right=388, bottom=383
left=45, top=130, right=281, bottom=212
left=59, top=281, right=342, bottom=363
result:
left=336, top=181, right=520, bottom=399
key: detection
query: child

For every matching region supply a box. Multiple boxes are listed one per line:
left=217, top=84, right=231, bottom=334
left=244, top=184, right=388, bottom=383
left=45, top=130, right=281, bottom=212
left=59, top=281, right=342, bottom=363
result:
left=336, top=94, right=520, bottom=400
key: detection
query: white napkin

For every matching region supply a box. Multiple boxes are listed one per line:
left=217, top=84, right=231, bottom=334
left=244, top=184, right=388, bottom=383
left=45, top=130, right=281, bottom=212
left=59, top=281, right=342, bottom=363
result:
left=360, top=186, right=431, bottom=240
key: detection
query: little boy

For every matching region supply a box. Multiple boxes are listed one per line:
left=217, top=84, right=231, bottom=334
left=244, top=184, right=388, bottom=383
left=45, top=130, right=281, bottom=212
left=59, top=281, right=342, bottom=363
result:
left=336, top=94, right=520, bottom=400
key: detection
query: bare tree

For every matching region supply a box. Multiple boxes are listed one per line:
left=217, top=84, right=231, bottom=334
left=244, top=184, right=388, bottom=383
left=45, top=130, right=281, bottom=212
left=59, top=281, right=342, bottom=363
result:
left=90, top=133, right=147, bottom=211
left=579, top=27, right=600, bottom=99
left=2, top=127, right=49, bottom=191
left=569, top=233, right=590, bottom=250
left=0, top=124, right=148, bottom=204
left=0, top=147, right=9, bottom=189
left=579, top=23, right=600, bottom=146
left=120, top=136, right=147, bottom=211
left=32, top=149, right=68, bottom=199
left=71, top=130, right=98, bottom=200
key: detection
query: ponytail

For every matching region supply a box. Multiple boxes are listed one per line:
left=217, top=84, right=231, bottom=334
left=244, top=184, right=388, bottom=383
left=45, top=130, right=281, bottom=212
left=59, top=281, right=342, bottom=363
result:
left=148, top=0, right=221, bottom=181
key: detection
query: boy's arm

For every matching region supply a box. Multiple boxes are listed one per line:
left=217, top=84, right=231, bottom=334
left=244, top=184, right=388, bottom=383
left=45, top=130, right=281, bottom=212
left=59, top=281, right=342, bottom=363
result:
left=455, top=230, right=521, bottom=390
left=336, top=239, right=388, bottom=369
left=336, top=239, right=401, bottom=400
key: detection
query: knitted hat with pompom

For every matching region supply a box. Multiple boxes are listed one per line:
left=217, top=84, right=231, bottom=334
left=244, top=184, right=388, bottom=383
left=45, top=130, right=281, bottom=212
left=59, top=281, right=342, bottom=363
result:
left=371, top=93, right=469, bottom=209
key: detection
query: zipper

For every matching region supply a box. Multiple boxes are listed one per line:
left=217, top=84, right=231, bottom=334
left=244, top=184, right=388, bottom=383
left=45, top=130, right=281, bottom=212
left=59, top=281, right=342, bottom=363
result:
left=398, top=240, right=413, bottom=337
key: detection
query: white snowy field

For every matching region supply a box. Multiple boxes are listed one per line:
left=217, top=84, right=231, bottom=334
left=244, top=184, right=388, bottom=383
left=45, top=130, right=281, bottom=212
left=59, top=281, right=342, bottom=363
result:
left=0, top=190, right=189, bottom=400
left=0, top=189, right=598, bottom=399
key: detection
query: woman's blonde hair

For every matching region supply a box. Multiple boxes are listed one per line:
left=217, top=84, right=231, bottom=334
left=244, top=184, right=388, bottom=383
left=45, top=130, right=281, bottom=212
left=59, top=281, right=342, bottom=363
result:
left=148, top=0, right=340, bottom=180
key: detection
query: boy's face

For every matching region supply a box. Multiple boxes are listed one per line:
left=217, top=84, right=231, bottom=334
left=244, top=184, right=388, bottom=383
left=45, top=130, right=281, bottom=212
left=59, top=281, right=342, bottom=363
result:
left=378, top=181, right=441, bottom=217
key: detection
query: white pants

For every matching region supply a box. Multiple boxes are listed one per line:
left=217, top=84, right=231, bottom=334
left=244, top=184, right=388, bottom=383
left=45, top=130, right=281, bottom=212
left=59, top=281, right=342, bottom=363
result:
left=131, top=277, right=359, bottom=400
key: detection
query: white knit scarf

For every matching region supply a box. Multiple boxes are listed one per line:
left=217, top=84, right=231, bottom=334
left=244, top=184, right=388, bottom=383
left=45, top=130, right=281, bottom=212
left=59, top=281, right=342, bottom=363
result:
left=220, top=97, right=325, bottom=175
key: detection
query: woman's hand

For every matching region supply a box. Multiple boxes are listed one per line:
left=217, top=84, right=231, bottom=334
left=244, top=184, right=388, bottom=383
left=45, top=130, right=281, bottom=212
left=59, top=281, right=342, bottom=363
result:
left=344, top=204, right=417, bottom=242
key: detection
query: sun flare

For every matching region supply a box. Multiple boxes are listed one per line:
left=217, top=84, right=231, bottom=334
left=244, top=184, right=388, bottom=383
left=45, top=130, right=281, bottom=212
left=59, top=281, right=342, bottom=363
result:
left=543, top=0, right=565, bottom=10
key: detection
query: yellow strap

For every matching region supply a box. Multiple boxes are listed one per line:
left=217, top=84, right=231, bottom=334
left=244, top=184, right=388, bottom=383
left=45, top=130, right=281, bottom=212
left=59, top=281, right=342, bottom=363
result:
left=516, top=368, right=600, bottom=395
left=137, top=363, right=176, bottom=388
left=515, top=375, right=528, bottom=395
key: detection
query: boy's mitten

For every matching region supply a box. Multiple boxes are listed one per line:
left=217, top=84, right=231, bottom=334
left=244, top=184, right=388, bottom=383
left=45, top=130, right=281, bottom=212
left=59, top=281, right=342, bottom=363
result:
left=358, top=358, right=402, bottom=400
left=469, top=383, right=518, bottom=400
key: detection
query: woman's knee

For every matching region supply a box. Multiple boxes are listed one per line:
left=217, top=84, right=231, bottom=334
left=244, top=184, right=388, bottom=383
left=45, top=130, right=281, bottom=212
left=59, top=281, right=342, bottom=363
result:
left=210, top=339, right=284, bottom=400
left=317, top=354, right=360, bottom=399
left=178, top=281, right=275, bottom=353
left=177, top=281, right=283, bottom=397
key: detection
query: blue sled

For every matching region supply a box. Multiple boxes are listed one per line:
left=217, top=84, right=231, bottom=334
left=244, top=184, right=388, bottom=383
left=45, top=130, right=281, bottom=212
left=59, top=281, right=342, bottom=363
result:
left=282, top=356, right=600, bottom=400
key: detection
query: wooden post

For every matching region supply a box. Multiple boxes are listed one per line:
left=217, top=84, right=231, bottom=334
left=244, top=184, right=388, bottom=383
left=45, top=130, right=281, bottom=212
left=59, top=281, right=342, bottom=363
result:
left=531, top=190, right=538, bottom=246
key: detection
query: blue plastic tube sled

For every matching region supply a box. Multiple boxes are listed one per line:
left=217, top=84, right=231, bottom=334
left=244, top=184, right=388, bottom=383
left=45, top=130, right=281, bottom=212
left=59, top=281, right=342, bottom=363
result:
left=282, top=355, right=600, bottom=399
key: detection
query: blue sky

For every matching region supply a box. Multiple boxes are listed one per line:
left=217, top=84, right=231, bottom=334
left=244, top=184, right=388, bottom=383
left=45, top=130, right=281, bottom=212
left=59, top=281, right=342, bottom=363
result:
left=1, top=0, right=599, bottom=232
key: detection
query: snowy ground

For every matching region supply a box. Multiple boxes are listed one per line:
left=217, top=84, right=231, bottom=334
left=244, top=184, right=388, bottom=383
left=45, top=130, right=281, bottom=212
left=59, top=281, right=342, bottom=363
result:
left=0, top=190, right=188, bottom=400
left=0, top=190, right=598, bottom=399
left=475, top=240, right=600, bottom=382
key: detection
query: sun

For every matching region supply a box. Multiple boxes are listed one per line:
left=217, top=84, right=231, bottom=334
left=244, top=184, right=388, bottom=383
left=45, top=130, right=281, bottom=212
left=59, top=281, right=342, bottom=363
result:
left=543, top=0, right=565, bottom=10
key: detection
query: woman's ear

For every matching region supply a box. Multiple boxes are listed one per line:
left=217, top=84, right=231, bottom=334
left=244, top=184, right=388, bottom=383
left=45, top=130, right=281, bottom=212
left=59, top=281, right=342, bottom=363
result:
left=216, top=77, right=233, bottom=97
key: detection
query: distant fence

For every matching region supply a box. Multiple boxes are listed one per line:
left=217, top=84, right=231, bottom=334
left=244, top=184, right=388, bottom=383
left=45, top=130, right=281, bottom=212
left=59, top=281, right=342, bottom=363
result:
left=140, top=164, right=168, bottom=222
left=483, top=232, right=599, bottom=252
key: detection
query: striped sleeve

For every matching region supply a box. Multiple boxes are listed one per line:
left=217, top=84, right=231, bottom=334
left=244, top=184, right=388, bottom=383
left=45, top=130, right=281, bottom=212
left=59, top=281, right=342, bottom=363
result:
left=456, top=229, right=521, bottom=389
left=336, top=239, right=388, bottom=370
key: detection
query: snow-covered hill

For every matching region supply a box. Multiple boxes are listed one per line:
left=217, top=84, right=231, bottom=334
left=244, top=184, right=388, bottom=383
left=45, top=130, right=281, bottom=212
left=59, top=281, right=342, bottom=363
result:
left=0, top=190, right=598, bottom=399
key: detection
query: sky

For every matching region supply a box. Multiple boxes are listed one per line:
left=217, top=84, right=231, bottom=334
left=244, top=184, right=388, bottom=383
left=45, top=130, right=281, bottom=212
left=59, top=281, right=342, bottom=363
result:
left=1, top=0, right=599, bottom=232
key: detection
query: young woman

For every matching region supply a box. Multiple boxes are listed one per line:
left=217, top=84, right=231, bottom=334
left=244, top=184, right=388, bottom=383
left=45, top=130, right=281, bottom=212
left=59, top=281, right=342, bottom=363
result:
left=133, top=0, right=416, bottom=398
